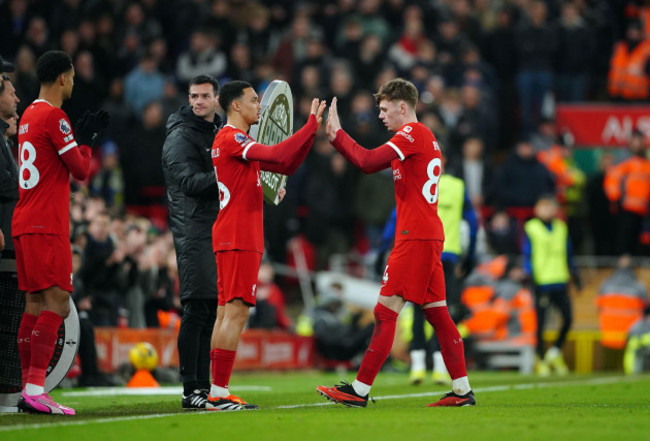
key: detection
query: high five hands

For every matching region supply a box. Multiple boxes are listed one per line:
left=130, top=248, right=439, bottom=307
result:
left=325, top=97, right=341, bottom=142
left=310, top=98, right=327, bottom=127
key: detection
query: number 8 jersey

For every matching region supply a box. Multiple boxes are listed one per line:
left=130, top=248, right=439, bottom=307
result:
left=386, top=122, right=445, bottom=243
left=13, top=99, right=92, bottom=236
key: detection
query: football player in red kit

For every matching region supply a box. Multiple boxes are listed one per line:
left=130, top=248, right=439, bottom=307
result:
left=14, top=51, right=109, bottom=415
left=317, top=78, right=475, bottom=407
left=207, top=81, right=325, bottom=410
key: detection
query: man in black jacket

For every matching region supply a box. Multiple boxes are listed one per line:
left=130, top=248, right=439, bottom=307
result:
left=0, top=56, right=21, bottom=412
left=162, top=75, right=221, bottom=410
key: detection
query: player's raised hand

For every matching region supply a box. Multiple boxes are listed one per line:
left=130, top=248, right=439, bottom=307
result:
left=310, top=98, right=327, bottom=127
left=325, top=97, right=342, bottom=142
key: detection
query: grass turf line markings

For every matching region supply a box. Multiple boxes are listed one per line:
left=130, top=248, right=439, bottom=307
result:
left=62, top=385, right=272, bottom=397
left=0, top=375, right=632, bottom=432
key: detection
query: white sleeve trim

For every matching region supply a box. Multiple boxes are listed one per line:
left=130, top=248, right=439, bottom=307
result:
left=241, top=142, right=257, bottom=160
left=58, top=142, right=78, bottom=155
left=386, top=141, right=405, bottom=161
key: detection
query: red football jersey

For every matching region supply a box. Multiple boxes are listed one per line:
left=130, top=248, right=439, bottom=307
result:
left=385, top=122, right=445, bottom=242
left=13, top=99, right=91, bottom=236
left=211, top=124, right=264, bottom=253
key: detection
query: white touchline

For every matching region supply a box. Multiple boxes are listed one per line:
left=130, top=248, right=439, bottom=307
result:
left=0, top=376, right=634, bottom=432
left=61, top=385, right=273, bottom=397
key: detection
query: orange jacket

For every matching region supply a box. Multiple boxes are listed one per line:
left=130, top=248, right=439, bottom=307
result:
left=538, top=145, right=574, bottom=203
left=596, top=267, right=648, bottom=349
left=604, top=156, right=650, bottom=216
left=608, top=40, right=650, bottom=100
left=596, top=295, right=646, bottom=349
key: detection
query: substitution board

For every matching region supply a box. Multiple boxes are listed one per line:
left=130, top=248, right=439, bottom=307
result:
left=249, top=80, right=293, bottom=205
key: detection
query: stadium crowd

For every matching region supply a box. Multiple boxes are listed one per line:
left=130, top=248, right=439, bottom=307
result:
left=2, top=0, right=650, bottom=333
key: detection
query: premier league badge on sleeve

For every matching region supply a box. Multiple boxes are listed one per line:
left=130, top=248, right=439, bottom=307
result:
left=249, top=80, right=293, bottom=205
left=234, top=132, right=248, bottom=144
left=59, top=119, right=71, bottom=135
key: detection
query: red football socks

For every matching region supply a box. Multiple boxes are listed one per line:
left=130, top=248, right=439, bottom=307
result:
left=26, top=311, right=63, bottom=387
left=356, top=303, right=399, bottom=386
left=423, top=306, right=467, bottom=380
left=18, top=313, right=38, bottom=387
left=210, top=348, right=237, bottom=389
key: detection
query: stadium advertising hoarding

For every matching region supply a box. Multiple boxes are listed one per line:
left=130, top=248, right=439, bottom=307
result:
left=556, top=104, right=650, bottom=147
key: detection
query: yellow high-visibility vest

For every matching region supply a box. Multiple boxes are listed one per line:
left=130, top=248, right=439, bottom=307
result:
left=437, top=174, right=464, bottom=255
left=524, top=218, right=570, bottom=285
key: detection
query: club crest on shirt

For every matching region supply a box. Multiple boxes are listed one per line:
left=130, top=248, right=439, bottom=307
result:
left=59, top=119, right=71, bottom=135
left=234, top=132, right=248, bottom=144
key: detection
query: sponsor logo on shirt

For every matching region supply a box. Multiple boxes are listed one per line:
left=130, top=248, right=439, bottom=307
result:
left=393, top=169, right=402, bottom=181
left=396, top=130, right=414, bottom=143
left=433, top=141, right=440, bottom=151
left=212, top=148, right=219, bottom=158
left=19, top=123, right=28, bottom=134
left=59, top=119, right=71, bottom=135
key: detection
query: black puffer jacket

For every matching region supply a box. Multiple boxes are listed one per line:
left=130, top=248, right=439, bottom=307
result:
left=162, top=105, right=221, bottom=301
left=0, top=119, right=19, bottom=258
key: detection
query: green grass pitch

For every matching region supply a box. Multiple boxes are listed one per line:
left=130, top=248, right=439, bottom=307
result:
left=2, top=371, right=649, bottom=441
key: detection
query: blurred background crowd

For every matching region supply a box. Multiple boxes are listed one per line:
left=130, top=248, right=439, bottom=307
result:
left=1, top=0, right=650, bottom=335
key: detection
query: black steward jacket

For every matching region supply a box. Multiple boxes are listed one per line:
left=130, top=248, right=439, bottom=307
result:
left=162, top=106, right=221, bottom=301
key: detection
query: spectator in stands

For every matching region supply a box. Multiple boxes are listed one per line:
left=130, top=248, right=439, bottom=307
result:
left=529, top=117, right=557, bottom=152
left=608, top=20, right=650, bottom=101
left=597, top=254, right=648, bottom=350
left=312, top=281, right=374, bottom=364
left=456, top=136, right=494, bottom=210
left=486, top=210, right=519, bottom=256
left=523, top=195, right=581, bottom=376
left=176, top=27, right=227, bottom=88
left=604, top=130, right=650, bottom=255
left=89, top=141, right=124, bottom=212
left=123, top=51, right=165, bottom=116
left=514, top=0, right=558, bottom=135
left=555, top=0, right=596, bottom=102
left=12, top=45, right=38, bottom=115
left=122, top=101, right=166, bottom=205
left=80, top=211, right=120, bottom=326
left=586, top=153, right=617, bottom=256
left=72, top=245, right=115, bottom=387
left=303, top=136, right=358, bottom=270
left=482, top=5, right=518, bottom=149
left=352, top=34, right=385, bottom=90
left=0, top=0, right=32, bottom=58
left=63, top=51, right=106, bottom=124
left=248, top=261, right=292, bottom=331
left=23, top=17, right=53, bottom=59
left=494, top=140, right=555, bottom=210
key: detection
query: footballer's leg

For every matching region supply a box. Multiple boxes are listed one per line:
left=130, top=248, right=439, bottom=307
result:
left=19, top=287, right=76, bottom=415
left=423, top=302, right=474, bottom=407
left=209, top=299, right=257, bottom=410
left=317, top=295, right=403, bottom=407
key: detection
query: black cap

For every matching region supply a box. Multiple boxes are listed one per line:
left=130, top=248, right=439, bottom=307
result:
left=0, top=55, right=15, bottom=73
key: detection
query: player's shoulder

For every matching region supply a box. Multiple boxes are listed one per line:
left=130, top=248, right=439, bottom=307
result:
left=214, top=125, right=255, bottom=154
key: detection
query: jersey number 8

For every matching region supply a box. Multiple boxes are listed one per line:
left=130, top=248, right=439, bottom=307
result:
left=421, top=157, right=442, bottom=204
left=19, top=141, right=40, bottom=189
